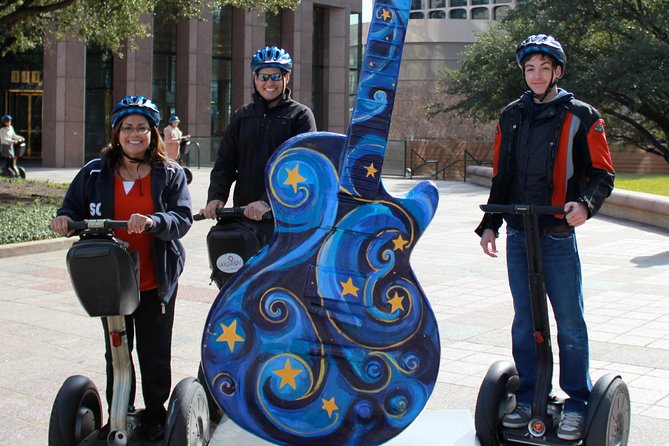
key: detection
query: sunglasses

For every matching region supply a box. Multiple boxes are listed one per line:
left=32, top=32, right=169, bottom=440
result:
left=255, top=73, right=284, bottom=82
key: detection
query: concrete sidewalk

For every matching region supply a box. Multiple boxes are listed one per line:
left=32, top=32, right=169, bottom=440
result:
left=1, top=166, right=668, bottom=445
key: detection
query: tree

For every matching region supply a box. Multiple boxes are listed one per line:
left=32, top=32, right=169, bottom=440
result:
left=0, top=0, right=300, bottom=56
left=427, top=0, right=669, bottom=164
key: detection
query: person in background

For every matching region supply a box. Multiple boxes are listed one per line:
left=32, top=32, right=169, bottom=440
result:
left=476, top=34, right=614, bottom=441
left=200, top=45, right=317, bottom=244
left=163, top=114, right=189, bottom=161
left=51, top=95, right=192, bottom=442
left=0, top=114, right=24, bottom=174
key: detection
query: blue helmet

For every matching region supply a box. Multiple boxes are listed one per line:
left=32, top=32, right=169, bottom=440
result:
left=110, top=95, right=161, bottom=129
left=250, top=46, right=293, bottom=74
left=1, top=114, right=12, bottom=122
left=168, top=114, right=180, bottom=122
left=516, top=34, right=566, bottom=71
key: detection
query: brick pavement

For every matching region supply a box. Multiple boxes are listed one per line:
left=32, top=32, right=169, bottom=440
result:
left=1, top=166, right=668, bottom=445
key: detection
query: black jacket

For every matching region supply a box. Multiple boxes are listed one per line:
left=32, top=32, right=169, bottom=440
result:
left=207, top=88, right=317, bottom=206
left=476, top=89, right=615, bottom=236
left=57, top=156, right=193, bottom=304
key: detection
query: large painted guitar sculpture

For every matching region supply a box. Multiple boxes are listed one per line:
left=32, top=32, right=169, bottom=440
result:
left=201, top=1, right=440, bottom=444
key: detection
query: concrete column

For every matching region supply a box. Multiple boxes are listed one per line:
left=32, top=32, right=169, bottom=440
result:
left=285, top=4, right=313, bottom=110
left=112, top=15, right=154, bottom=102
left=231, top=9, right=266, bottom=110
left=177, top=11, right=213, bottom=139
left=42, top=35, right=86, bottom=167
left=326, top=7, right=349, bottom=134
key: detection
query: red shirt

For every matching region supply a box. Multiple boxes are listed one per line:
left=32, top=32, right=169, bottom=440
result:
left=114, top=174, right=157, bottom=291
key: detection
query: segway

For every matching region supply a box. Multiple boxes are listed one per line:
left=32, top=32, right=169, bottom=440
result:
left=48, top=219, right=210, bottom=445
left=177, top=137, right=199, bottom=185
left=0, top=136, right=26, bottom=178
left=474, top=204, right=630, bottom=446
left=194, top=207, right=271, bottom=290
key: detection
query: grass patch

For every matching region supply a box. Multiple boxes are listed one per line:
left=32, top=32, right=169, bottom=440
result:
left=615, top=174, right=669, bottom=197
left=0, top=178, right=68, bottom=245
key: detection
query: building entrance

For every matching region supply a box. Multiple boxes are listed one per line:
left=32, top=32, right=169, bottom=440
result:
left=5, top=89, right=43, bottom=159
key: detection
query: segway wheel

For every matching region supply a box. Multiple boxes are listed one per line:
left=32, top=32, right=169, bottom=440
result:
left=18, top=166, right=26, bottom=179
left=585, top=375, right=630, bottom=446
left=48, top=375, right=102, bottom=446
left=474, top=360, right=519, bottom=446
left=184, top=167, right=193, bottom=184
left=198, top=362, right=224, bottom=423
left=165, top=377, right=211, bottom=446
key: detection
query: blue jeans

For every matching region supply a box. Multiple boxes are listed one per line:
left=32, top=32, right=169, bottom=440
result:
left=506, top=226, right=592, bottom=412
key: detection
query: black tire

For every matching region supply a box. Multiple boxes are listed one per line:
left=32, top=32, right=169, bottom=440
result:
left=184, top=167, right=193, bottom=184
left=198, top=362, right=224, bottom=423
left=585, top=375, right=630, bottom=446
left=18, top=166, right=26, bottom=179
left=48, top=375, right=103, bottom=446
left=165, top=377, right=211, bottom=446
left=474, top=360, right=519, bottom=446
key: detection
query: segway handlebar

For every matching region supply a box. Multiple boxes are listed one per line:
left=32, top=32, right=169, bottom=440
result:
left=480, top=204, right=567, bottom=215
left=67, top=219, right=130, bottom=231
left=194, top=207, right=273, bottom=222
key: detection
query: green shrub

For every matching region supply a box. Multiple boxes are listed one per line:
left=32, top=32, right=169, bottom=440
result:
left=0, top=200, right=61, bottom=244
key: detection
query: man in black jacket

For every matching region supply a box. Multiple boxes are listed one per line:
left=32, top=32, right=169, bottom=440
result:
left=477, top=35, right=614, bottom=441
left=201, top=46, right=317, bottom=243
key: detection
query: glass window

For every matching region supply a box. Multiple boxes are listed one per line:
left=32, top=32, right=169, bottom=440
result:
left=410, top=11, right=425, bottom=18
left=429, top=10, right=446, bottom=18
left=471, top=0, right=490, bottom=5
left=493, top=5, right=510, bottom=20
left=449, top=8, right=467, bottom=18
left=349, top=12, right=362, bottom=122
left=211, top=6, right=233, bottom=137
left=449, top=0, right=467, bottom=7
left=152, top=13, right=177, bottom=122
left=471, top=7, right=490, bottom=19
left=494, top=0, right=512, bottom=3
left=411, top=0, right=423, bottom=10
left=430, top=0, right=446, bottom=8
left=266, top=11, right=282, bottom=47
left=85, top=47, right=113, bottom=161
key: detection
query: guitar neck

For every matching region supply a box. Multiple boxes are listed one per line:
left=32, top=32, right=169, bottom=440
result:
left=340, top=0, right=410, bottom=198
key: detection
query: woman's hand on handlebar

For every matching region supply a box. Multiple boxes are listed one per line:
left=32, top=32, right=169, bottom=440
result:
left=564, top=201, right=588, bottom=227
left=51, top=215, right=73, bottom=236
left=127, top=213, right=153, bottom=234
left=244, top=201, right=271, bottom=221
left=480, top=229, right=498, bottom=258
left=201, top=200, right=224, bottom=220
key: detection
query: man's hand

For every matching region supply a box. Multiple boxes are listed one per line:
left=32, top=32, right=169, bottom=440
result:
left=565, top=201, right=588, bottom=227
left=244, top=201, right=271, bottom=221
left=480, top=228, right=498, bottom=258
left=50, top=215, right=73, bottom=236
left=201, top=200, right=224, bottom=219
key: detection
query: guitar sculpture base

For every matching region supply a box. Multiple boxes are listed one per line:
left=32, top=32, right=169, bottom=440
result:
left=210, top=409, right=480, bottom=446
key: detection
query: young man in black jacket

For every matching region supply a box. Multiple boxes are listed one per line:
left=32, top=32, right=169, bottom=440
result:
left=201, top=46, right=317, bottom=244
left=477, top=34, right=615, bottom=441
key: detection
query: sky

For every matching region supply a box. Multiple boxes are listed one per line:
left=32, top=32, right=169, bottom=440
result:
left=362, top=0, right=373, bottom=23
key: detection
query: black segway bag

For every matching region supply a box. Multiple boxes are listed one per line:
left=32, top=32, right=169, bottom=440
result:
left=206, top=221, right=261, bottom=289
left=66, top=235, right=140, bottom=317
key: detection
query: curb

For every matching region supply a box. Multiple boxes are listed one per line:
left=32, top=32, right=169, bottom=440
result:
left=0, top=237, right=76, bottom=258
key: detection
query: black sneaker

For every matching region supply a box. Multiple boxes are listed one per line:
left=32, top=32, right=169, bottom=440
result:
left=146, top=422, right=165, bottom=443
left=502, top=402, right=531, bottom=428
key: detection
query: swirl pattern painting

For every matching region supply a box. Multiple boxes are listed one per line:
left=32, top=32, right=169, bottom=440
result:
left=201, top=0, right=441, bottom=444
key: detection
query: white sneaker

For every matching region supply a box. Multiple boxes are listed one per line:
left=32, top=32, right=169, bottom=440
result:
left=557, top=410, right=585, bottom=440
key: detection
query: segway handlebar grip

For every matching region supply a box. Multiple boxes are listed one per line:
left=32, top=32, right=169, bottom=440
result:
left=480, top=204, right=567, bottom=215
left=194, top=207, right=273, bottom=221
left=67, top=219, right=133, bottom=231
